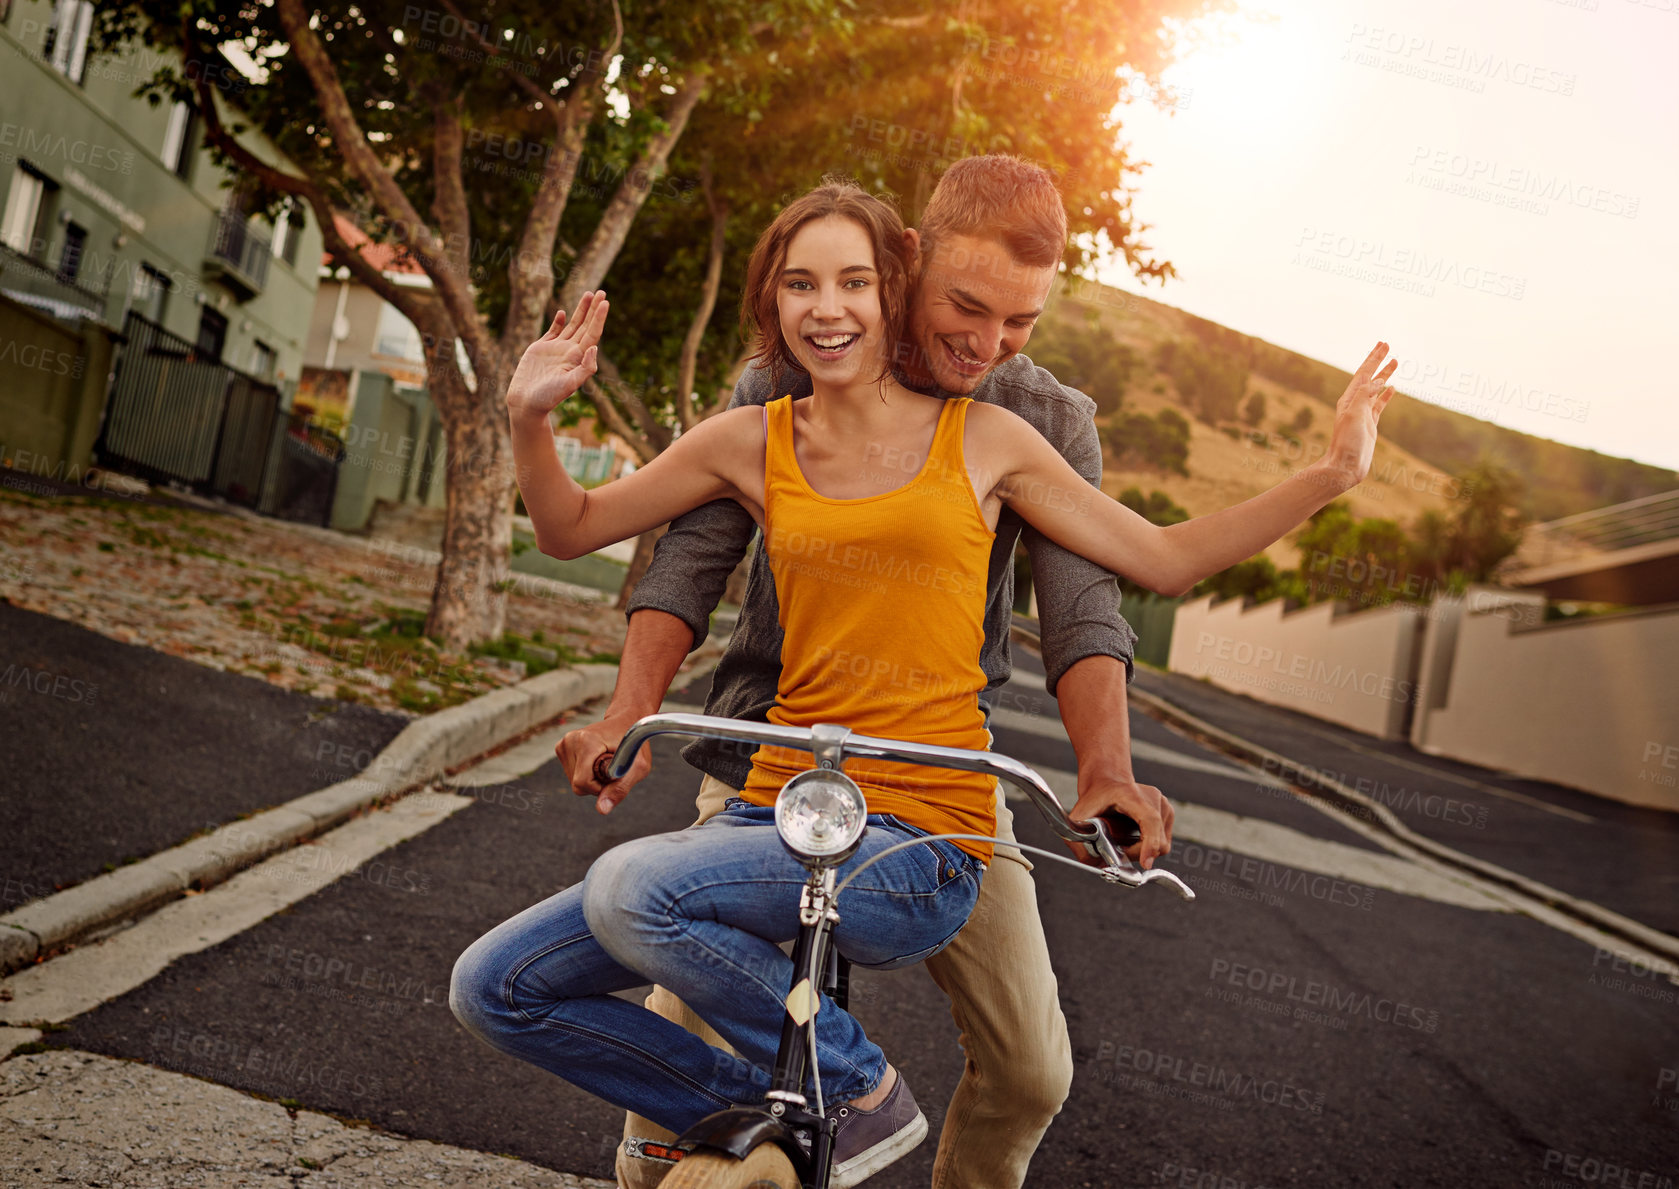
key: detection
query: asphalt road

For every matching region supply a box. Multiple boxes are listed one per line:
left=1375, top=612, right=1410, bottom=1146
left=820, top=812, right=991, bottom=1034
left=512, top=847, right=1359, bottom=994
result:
left=49, top=658, right=1679, bottom=1187
left=0, top=600, right=410, bottom=912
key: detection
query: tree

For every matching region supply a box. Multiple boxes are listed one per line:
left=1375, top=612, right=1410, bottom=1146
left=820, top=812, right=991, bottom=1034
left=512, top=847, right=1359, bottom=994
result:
left=1191, top=556, right=1287, bottom=605
left=1118, top=486, right=1188, bottom=527
left=1293, top=501, right=1413, bottom=608
left=97, top=0, right=1232, bottom=647
left=1108, top=409, right=1190, bottom=476
left=1241, top=390, right=1265, bottom=427
left=1023, top=310, right=1134, bottom=416
left=1291, top=405, right=1314, bottom=433
left=1155, top=337, right=1248, bottom=425
left=1410, top=458, right=1527, bottom=585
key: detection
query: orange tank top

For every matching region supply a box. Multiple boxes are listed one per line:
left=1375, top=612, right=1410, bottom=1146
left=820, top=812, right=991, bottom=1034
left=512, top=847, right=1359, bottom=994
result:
left=739, top=395, right=1000, bottom=863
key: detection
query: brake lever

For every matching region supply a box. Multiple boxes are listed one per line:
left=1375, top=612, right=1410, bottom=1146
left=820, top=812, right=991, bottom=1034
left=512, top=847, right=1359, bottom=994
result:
left=1081, top=811, right=1195, bottom=900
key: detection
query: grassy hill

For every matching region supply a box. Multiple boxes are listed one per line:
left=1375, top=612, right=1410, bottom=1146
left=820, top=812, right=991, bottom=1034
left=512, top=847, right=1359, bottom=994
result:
left=1038, top=278, right=1675, bottom=568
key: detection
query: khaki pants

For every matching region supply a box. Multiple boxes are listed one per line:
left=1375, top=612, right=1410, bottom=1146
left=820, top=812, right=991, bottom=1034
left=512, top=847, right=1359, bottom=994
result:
left=616, top=776, right=1073, bottom=1189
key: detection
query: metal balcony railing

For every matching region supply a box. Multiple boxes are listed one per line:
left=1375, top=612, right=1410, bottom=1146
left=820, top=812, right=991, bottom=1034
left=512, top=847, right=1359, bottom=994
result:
left=204, top=208, right=271, bottom=298
left=1516, top=489, right=1679, bottom=570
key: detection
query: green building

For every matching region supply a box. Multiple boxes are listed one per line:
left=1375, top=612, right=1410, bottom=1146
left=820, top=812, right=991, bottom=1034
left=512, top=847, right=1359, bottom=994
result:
left=0, top=0, right=325, bottom=507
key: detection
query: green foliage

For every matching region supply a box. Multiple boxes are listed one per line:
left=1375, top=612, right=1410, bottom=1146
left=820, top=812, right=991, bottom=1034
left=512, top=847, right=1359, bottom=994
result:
left=1241, top=391, right=1265, bottom=427
left=1107, top=409, right=1190, bottom=477
left=1021, top=312, right=1134, bottom=416
left=1154, top=338, right=1248, bottom=425
left=1117, top=487, right=1188, bottom=527
left=1290, top=462, right=1528, bottom=610
left=1421, top=458, right=1528, bottom=582
left=1295, top=502, right=1416, bottom=608
left=95, top=0, right=1236, bottom=456
left=1191, top=556, right=1292, bottom=605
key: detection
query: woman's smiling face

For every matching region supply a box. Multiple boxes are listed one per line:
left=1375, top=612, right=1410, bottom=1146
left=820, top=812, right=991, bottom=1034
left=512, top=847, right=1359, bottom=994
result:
left=776, top=215, right=890, bottom=387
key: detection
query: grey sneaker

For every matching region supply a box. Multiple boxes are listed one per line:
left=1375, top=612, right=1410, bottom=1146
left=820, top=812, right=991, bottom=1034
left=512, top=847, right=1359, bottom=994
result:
left=829, top=1071, right=928, bottom=1188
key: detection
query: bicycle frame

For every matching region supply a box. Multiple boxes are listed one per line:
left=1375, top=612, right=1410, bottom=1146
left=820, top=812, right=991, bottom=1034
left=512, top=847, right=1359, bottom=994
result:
left=605, top=712, right=1194, bottom=1188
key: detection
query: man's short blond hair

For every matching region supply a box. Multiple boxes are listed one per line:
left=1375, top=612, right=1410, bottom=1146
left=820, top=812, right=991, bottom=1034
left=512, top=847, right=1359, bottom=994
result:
left=919, top=155, right=1067, bottom=269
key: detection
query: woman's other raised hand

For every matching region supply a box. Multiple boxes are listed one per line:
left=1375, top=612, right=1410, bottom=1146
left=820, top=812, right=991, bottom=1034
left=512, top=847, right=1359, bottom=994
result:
left=1321, top=341, right=1399, bottom=491
left=506, top=291, right=610, bottom=420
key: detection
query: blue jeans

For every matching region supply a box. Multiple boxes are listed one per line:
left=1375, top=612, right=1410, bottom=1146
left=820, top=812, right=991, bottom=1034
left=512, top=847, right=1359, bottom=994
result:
left=449, top=802, right=984, bottom=1134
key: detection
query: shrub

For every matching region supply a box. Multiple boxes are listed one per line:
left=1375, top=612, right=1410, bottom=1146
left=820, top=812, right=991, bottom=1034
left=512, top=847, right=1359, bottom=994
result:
left=1107, top=409, right=1190, bottom=477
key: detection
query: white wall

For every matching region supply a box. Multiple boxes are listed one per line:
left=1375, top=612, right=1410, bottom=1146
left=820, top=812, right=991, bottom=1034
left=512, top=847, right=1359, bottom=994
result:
left=1168, top=594, right=1422, bottom=740
left=1411, top=592, right=1679, bottom=810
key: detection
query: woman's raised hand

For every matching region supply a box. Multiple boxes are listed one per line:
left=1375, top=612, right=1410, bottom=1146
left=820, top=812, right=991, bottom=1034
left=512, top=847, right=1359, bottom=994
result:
left=506, top=291, right=610, bottom=419
left=1322, top=342, right=1398, bottom=490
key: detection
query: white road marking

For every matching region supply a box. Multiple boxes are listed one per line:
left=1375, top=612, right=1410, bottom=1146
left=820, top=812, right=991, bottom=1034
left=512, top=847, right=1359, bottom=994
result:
left=990, top=705, right=1287, bottom=787
left=1019, top=762, right=1512, bottom=913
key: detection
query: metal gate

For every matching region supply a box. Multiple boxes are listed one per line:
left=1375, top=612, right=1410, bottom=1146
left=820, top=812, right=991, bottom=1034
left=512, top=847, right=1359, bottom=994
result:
left=96, top=311, right=342, bottom=524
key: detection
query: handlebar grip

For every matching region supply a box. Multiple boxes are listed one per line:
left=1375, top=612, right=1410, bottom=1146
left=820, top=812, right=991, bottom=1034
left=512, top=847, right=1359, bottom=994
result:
left=1097, top=809, right=1142, bottom=850
left=592, top=752, right=615, bottom=786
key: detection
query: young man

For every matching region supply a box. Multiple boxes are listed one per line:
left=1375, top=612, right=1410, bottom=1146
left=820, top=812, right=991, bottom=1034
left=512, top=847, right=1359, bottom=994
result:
left=558, top=155, right=1163, bottom=1189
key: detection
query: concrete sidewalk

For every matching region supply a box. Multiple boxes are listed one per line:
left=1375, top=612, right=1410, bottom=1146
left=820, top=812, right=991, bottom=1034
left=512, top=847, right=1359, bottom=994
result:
left=0, top=1049, right=613, bottom=1189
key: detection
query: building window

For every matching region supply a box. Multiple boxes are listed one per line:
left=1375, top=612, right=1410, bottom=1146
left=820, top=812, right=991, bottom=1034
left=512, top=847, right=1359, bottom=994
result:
left=161, top=101, right=196, bottom=179
left=270, top=201, right=305, bottom=267
left=196, top=307, right=228, bottom=361
left=43, top=0, right=95, bottom=85
left=57, top=221, right=86, bottom=283
left=0, top=165, right=53, bottom=257
left=373, top=301, right=424, bottom=362
left=249, top=340, right=276, bottom=380
left=131, top=263, right=170, bottom=323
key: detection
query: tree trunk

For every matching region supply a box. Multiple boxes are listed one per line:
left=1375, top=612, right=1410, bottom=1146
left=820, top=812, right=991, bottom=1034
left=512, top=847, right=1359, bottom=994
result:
left=615, top=523, right=671, bottom=611
left=427, top=376, right=515, bottom=650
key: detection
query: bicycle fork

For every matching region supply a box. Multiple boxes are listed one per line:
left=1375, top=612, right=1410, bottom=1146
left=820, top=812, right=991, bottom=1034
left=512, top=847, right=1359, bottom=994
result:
left=653, top=865, right=852, bottom=1189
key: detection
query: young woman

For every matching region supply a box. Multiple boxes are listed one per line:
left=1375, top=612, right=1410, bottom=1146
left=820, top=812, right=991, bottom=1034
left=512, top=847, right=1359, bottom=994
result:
left=452, top=180, right=1397, bottom=1186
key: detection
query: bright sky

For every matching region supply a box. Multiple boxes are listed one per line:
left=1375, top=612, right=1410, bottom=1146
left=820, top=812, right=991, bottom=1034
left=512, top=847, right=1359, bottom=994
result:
left=1092, top=0, right=1679, bottom=475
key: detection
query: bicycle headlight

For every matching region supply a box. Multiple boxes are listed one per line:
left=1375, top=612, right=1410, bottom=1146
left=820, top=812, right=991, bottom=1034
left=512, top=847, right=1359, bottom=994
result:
left=775, top=768, right=868, bottom=865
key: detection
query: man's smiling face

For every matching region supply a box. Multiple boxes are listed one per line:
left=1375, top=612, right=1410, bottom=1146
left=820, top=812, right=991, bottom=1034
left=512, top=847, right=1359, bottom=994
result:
left=904, top=231, right=1059, bottom=394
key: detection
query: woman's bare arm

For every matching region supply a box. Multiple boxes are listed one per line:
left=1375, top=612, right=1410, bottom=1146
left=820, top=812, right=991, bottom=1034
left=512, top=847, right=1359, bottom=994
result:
left=507, top=292, right=764, bottom=560
left=976, top=342, right=1399, bottom=596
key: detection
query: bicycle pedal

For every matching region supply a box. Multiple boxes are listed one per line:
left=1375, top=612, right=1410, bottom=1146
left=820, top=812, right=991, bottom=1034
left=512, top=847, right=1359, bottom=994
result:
left=623, top=1136, right=686, bottom=1165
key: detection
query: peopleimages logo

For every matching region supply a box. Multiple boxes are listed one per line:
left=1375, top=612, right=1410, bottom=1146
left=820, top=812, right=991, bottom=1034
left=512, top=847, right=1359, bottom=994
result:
left=1173, top=843, right=1376, bottom=911
left=1206, top=958, right=1440, bottom=1033
left=0, top=664, right=98, bottom=705
left=1094, top=1042, right=1325, bottom=1115
left=1192, top=634, right=1415, bottom=705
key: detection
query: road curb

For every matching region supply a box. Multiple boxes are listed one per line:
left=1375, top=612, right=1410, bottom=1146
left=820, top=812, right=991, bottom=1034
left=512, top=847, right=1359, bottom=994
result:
left=0, top=663, right=618, bottom=976
left=1008, top=620, right=1679, bottom=964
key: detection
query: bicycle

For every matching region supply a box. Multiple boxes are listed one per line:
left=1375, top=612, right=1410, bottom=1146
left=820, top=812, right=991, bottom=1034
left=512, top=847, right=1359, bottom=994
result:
left=596, top=712, right=1195, bottom=1189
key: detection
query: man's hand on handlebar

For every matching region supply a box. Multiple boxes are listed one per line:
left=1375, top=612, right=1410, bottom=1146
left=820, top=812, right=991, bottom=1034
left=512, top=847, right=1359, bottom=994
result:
left=1066, top=775, right=1175, bottom=870
left=557, top=717, right=651, bottom=815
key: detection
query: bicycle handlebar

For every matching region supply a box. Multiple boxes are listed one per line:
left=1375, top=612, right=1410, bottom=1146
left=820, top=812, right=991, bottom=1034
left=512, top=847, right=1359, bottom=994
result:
left=601, top=712, right=1194, bottom=899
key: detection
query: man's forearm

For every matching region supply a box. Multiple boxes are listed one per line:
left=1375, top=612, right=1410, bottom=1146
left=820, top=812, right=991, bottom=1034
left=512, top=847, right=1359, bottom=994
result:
left=1054, top=654, right=1136, bottom=784
left=1154, top=461, right=1352, bottom=595
left=603, top=609, right=695, bottom=726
